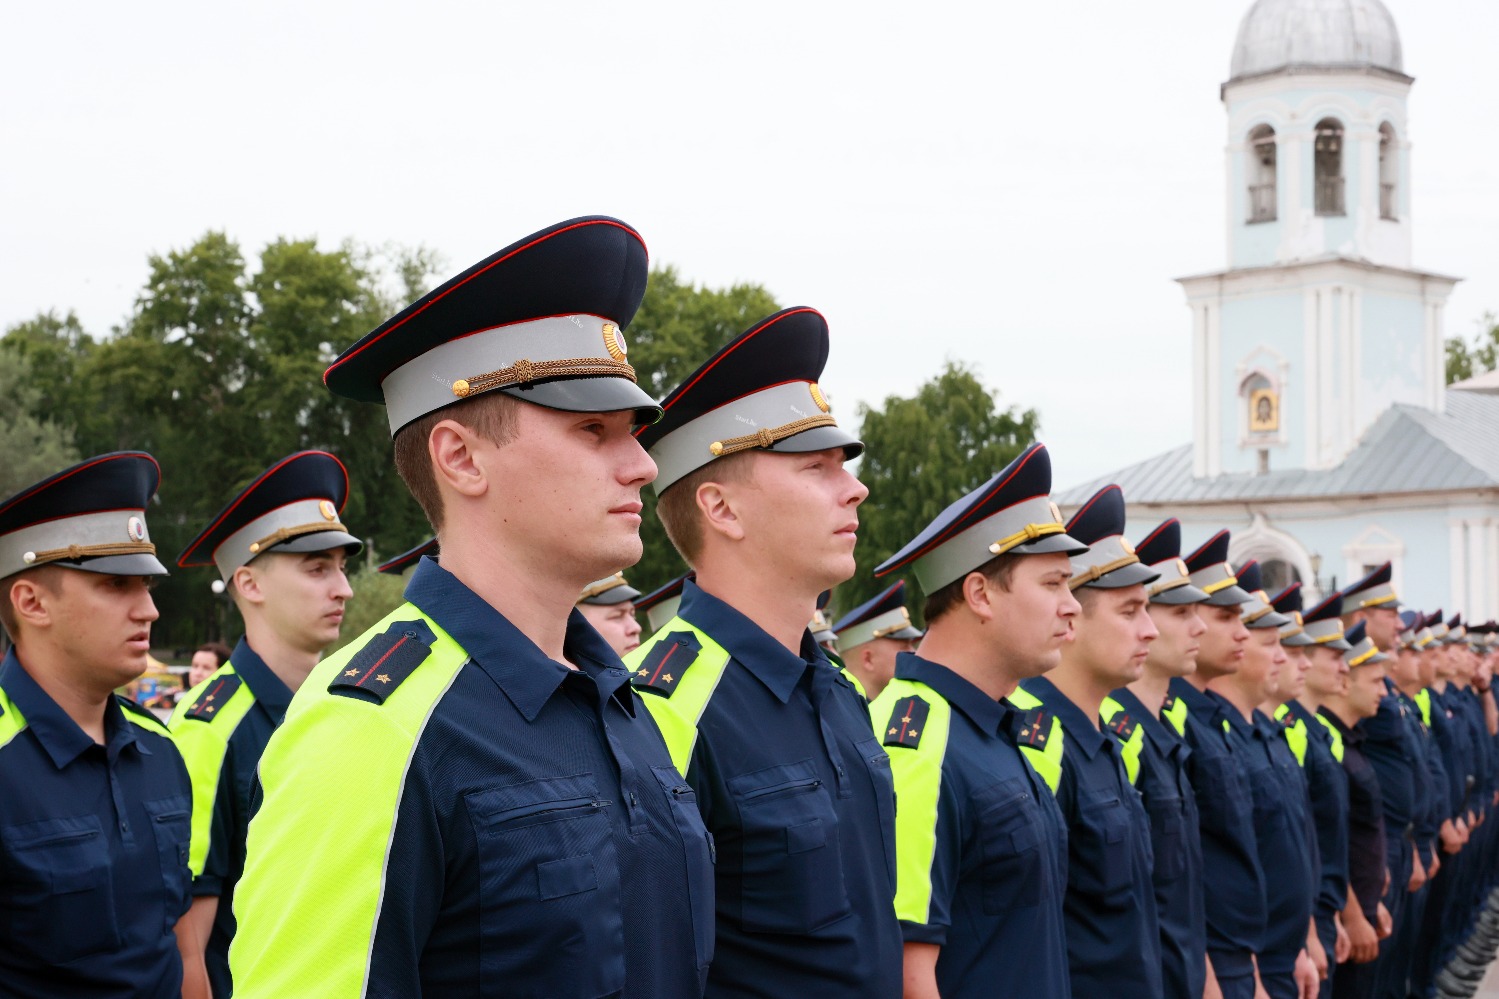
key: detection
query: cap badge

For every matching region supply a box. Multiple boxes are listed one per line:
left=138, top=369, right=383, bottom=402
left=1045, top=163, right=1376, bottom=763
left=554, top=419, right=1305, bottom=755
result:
left=809, top=382, right=830, bottom=413
left=603, top=322, right=628, bottom=362
left=1049, top=501, right=1063, bottom=523
left=1176, top=559, right=1189, bottom=576
left=319, top=500, right=338, bottom=522
left=127, top=516, right=148, bottom=542
left=1121, top=539, right=1135, bottom=556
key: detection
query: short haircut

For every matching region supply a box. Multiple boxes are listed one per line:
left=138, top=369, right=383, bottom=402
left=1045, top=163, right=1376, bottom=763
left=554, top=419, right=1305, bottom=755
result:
left=0, top=566, right=63, bottom=643
left=392, top=392, right=521, bottom=530
left=654, top=451, right=754, bottom=565
left=197, top=641, right=233, bottom=667
left=923, top=553, right=1020, bottom=624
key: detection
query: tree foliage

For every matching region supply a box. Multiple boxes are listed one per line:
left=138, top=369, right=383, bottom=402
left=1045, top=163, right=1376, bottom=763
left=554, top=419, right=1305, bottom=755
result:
left=0, top=351, right=81, bottom=497
left=2, top=232, right=441, bottom=648
left=1446, top=312, right=1499, bottom=384
left=842, top=362, right=1041, bottom=621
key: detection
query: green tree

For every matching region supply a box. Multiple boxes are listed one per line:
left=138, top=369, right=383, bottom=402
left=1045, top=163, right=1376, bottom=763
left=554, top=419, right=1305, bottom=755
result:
left=327, top=565, right=410, bottom=657
left=842, top=362, right=1041, bottom=621
left=625, top=266, right=782, bottom=592
left=0, top=352, right=80, bottom=497
left=1, top=310, right=95, bottom=433
left=1446, top=311, right=1499, bottom=384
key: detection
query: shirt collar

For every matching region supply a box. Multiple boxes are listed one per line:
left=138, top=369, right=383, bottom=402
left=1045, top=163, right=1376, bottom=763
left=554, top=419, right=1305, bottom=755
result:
left=895, top=652, right=1010, bottom=735
left=405, top=558, right=636, bottom=722
left=0, top=649, right=142, bottom=768
left=1318, top=705, right=1363, bottom=744
left=678, top=579, right=826, bottom=704
left=1206, top=689, right=1255, bottom=734
left=1024, top=675, right=1108, bottom=757
left=229, top=638, right=293, bottom=714
left=1286, top=700, right=1330, bottom=744
left=1108, top=686, right=1174, bottom=749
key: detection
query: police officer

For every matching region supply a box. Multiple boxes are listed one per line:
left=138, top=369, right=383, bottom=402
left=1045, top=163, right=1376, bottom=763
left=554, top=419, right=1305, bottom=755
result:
left=576, top=571, right=644, bottom=657
left=626, top=307, right=901, bottom=998
left=1342, top=564, right=1430, bottom=999
left=1102, top=516, right=1210, bottom=999
left=1274, top=583, right=1352, bottom=998
left=0, top=452, right=196, bottom=998
left=169, top=450, right=362, bottom=997
left=1323, top=621, right=1394, bottom=998
left=1206, top=561, right=1318, bottom=999
left=832, top=578, right=921, bottom=700
left=230, top=216, right=713, bottom=998
left=868, top=442, right=1082, bottom=999
left=1020, top=484, right=1163, bottom=999
left=1176, top=530, right=1269, bottom=999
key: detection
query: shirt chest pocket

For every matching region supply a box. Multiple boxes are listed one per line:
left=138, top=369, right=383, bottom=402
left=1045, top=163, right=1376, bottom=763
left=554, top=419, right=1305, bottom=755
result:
left=1, top=814, right=121, bottom=964
left=1071, top=789, right=1133, bottom=901
left=467, top=774, right=625, bottom=998
left=1199, top=753, right=1253, bottom=835
left=973, top=776, right=1050, bottom=913
left=144, top=796, right=192, bottom=932
left=1144, top=790, right=1187, bottom=883
left=729, top=758, right=851, bottom=934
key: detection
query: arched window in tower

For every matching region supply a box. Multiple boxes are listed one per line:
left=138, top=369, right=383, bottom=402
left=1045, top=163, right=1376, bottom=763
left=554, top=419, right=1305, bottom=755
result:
left=1314, top=118, right=1345, bottom=216
left=1379, top=123, right=1399, bottom=220
left=1247, top=125, right=1277, bottom=223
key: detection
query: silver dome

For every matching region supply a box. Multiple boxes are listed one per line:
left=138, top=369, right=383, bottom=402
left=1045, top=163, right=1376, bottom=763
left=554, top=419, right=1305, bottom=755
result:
left=1229, top=0, right=1405, bottom=81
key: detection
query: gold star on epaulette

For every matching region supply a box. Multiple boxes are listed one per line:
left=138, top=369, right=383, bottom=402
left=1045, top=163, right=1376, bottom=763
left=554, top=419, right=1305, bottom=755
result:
left=344, top=669, right=358, bottom=677
left=908, top=728, right=919, bottom=737
left=376, top=674, right=391, bottom=684
left=205, top=694, right=215, bottom=701
left=206, top=705, right=215, bottom=713
left=889, top=727, right=898, bottom=735
left=662, top=673, right=674, bottom=683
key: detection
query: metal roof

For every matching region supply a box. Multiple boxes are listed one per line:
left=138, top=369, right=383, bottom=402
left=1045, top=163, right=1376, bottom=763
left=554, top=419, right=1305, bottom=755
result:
left=1057, top=392, right=1499, bottom=507
left=1230, top=0, right=1405, bottom=83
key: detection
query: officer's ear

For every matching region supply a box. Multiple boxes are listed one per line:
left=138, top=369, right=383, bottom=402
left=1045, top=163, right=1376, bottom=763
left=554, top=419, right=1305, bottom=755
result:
left=427, top=418, right=490, bottom=502
left=695, top=479, right=745, bottom=543
left=6, top=566, right=64, bottom=635
left=962, top=570, right=996, bottom=623
left=232, top=563, right=268, bottom=610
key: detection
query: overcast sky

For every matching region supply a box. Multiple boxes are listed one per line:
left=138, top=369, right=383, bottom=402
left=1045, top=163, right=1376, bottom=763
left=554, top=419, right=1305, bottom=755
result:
left=4, top=0, right=1495, bottom=487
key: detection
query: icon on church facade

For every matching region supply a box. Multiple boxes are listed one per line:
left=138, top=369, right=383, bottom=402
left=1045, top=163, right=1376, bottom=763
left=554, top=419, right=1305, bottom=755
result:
left=1250, top=389, right=1279, bottom=433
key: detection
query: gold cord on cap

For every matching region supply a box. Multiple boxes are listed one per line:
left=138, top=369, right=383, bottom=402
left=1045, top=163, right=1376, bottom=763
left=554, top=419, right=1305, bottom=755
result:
left=249, top=521, right=349, bottom=555
left=452, top=356, right=636, bottom=398
left=988, top=521, right=1066, bottom=556
left=579, top=573, right=627, bottom=600
left=28, top=541, right=157, bottom=565
left=708, top=415, right=838, bottom=458
left=1069, top=554, right=1142, bottom=590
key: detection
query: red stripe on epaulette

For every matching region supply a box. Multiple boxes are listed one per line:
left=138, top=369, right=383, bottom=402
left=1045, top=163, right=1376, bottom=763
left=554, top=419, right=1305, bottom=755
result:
left=185, top=674, right=244, bottom=722
left=883, top=695, right=931, bottom=749
left=631, top=632, right=702, bottom=697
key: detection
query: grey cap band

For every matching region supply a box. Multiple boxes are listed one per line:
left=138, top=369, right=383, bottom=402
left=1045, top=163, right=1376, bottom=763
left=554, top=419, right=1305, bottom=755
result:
left=1068, top=535, right=1159, bottom=591
left=1146, top=558, right=1211, bottom=605
left=1345, top=635, right=1389, bottom=667
left=1349, top=582, right=1400, bottom=610
left=214, top=498, right=362, bottom=581
left=1279, top=612, right=1315, bottom=646
left=1189, top=562, right=1251, bottom=607
left=380, top=313, right=638, bottom=434
left=648, top=380, right=853, bottom=494
left=1304, top=617, right=1352, bottom=651
left=0, top=509, right=166, bottom=579
left=1241, top=590, right=1292, bottom=629
left=912, top=495, right=1086, bottom=594
left=836, top=606, right=922, bottom=650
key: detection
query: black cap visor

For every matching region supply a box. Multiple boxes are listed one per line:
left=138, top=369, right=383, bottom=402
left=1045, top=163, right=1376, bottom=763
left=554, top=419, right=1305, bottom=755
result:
left=766, top=423, right=864, bottom=461
left=499, top=376, right=662, bottom=426
left=1015, top=532, right=1091, bottom=558
left=1150, top=582, right=1212, bottom=606
left=53, top=552, right=170, bottom=578
left=1204, top=583, right=1252, bottom=607
left=1077, top=561, right=1161, bottom=590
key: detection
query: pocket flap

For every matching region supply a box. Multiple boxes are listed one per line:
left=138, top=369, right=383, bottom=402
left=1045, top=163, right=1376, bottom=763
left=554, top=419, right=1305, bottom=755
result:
left=536, top=854, right=599, bottom=900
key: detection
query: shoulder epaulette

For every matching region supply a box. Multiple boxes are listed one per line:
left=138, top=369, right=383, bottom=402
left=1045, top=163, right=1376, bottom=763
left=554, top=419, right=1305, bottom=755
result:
left=883, top=695, right=930, bottom=749
left=1107, top=712, right=1139, bottom=742
left=118, top=695, right=172, bottom=737
left=183, top=673, right=244, bottom=722
left=630, top=631, right=701, bottom=697
left=1016, top=706, right=1051, bottom=748
left=329, top=621, right=435, bottom=704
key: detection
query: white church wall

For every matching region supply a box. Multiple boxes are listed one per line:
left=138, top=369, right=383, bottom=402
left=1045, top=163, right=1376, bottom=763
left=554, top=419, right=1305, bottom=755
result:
left=1217, top=292, right=1306, bottom=472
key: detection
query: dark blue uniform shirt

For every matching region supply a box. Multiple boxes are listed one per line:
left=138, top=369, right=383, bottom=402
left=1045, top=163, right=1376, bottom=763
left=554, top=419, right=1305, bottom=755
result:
left=1023, top=676, right=1161, bottom=999
left=260, top=559, right=716, bottom=997
left=1321, top=708, right=1386, bottom=921
left=1287, top=700, right=1350, bottom=923
left=1243, top=708, right=1317, bottom=970
left=1169, top=677, right=1267, bottom=978
left=1109, top=686, right=1205, bottom=999
left=1397, top=687, right=1449, bottom=864
left=883, top=654, right=1071, bottom=999
left=1430, top=686, right=1472, bottom=821
left=1359, top=680, right=1424, bottom=883
left=0, top=650, right=192, bottom=997
left=180, top=639, right=291, bottom=997
left=672, top=581, right=902, bottom=999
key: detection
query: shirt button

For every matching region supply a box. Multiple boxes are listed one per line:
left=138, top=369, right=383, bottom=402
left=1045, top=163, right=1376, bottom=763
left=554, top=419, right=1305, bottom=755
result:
left=629, top=792, right=638, bottom=806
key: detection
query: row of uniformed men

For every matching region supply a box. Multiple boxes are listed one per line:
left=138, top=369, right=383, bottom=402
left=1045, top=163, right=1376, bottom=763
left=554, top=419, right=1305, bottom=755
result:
left=2, top=213, right=1497, bottom=999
